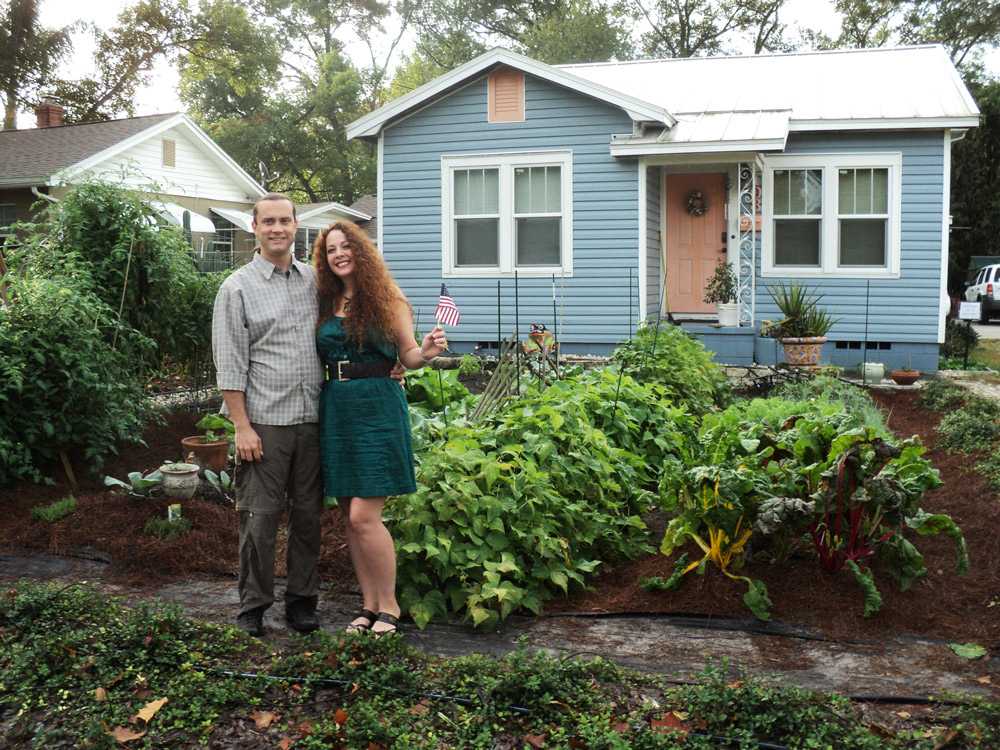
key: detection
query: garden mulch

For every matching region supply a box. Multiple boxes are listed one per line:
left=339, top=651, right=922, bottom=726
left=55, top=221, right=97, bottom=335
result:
left=1, top=383, right=999, bottom=703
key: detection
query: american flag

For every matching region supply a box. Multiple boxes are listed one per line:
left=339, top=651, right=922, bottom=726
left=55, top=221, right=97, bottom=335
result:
left=435, top=284, right=461, bottom=326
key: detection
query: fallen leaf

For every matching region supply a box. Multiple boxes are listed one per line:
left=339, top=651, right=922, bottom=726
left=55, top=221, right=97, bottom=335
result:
left=568, top=739, right=587, bottom=749
left=651, top=712, right=691, bottom=734
left=977, top=676, right=992, bottom=684
left=333, top=708, right=349, bottom=726
left=933, top=728, right=959, bottom=750
left=611, top=722, right=629, bottom=734
left=525, top=734, right=547, bottom=748
left=279, top=739, right=293, bottom=750
left=408, top=700, right=430, bottom=715
left=868, top=723, right=896, bottom=739
left=109, top=726, right=146, bottom=743
left=948, top=642, right=987, bottom=659
left=135, top=698, right=168, bottom=724
left=896, top=711, right=911, bottom=719
left=95, top=687, right=107, bottom=702
left=250, top=710, right=278, bottom=729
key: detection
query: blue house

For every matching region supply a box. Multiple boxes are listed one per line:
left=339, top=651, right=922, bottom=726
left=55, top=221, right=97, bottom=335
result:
left=347, top=46, right=979, bottom=371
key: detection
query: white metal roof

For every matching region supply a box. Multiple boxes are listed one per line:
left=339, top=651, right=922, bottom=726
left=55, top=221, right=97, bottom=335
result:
left=349, top=45, right=978, bottom=156
left=611, top=109, right=793, bottom=155
left=560, top=45, right=979, bottom=131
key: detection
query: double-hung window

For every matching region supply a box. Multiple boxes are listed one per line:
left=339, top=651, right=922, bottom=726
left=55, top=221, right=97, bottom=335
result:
left=442, top=151, right=572, bottom=277
left=0, top=204, right=16, bottom=243
left=762, top=153, right=901, bottom=278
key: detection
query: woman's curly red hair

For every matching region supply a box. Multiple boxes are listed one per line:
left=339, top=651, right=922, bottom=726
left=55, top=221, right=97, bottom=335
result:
left=313, top=221, right=407, bottom=346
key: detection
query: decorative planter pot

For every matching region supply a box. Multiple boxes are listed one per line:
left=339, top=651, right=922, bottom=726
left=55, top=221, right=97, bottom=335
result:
left=890, top=370, right=920, bottom=386
left=861, top=362, right=885, bottom=383
left=716, top=302, right=740, bottom=327
left=159, top=463, right=200, bottom=499
left=181, top=436, right=230, bottom=475
left=779, top=336, right=827, bottom=368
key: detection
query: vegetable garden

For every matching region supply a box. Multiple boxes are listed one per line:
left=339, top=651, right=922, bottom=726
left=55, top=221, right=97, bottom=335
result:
left=1, top=179, right=997, bottom=649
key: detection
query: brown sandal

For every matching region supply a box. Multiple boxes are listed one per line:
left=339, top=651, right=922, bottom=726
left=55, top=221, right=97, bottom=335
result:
left=372, top=612, right=400, bottom=639
left=345, top=608, right=377, bottom=634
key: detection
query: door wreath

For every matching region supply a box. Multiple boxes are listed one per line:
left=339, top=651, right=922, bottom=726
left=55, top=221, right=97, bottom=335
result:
left=685, top=190, right=709, bottom=216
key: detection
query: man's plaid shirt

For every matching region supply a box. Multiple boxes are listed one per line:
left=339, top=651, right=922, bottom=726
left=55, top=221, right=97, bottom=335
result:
left=212, top=252, right=324, bottom=425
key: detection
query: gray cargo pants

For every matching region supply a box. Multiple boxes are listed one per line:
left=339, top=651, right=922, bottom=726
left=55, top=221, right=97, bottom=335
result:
left=235, top=422, right=323, bottom=615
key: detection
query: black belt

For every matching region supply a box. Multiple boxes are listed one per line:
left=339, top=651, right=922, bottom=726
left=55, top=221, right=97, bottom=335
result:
left=326, top=360, right=394, bottom=382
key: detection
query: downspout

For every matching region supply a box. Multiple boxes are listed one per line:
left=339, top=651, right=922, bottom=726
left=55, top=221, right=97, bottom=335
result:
left=31, top=186, right=59, bottom=203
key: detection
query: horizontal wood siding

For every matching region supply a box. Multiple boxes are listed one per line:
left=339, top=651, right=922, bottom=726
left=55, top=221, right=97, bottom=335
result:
left=756, top=131, right=946, bottom=351
left=94, top=125, right=250, bottom=204
left=381, top=75, right=639, bottom=354
left=646, top=166, right=661, bottom=317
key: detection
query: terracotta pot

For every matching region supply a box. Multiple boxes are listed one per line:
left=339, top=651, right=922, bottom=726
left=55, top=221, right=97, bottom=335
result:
left=779, top=336, right=827, bottom=368
left=159, top=463, right=200, bottom=499
left=181, top=436, right=230, bottom=475
left=890, top=370, right=920, bottom=386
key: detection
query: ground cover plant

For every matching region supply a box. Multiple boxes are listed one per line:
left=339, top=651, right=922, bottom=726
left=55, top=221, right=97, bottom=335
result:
left=2, top=580, right=996, bottom=750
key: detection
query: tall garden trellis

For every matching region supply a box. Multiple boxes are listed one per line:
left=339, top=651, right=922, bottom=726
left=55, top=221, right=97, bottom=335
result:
left=737, top=163, right=760, bottom=326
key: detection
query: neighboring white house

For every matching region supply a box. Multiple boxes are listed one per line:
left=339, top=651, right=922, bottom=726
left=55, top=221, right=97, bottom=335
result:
left=0, top=106, right=267, bottom=267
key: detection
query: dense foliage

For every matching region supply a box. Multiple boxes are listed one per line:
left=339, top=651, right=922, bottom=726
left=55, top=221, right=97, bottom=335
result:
left=393, top=323, right=725, bottom=630
left=5, top=581, right=996, bottom=749
left=0, top=177, right=224, bottom=485
left=0, top=274, right=150, bottom=485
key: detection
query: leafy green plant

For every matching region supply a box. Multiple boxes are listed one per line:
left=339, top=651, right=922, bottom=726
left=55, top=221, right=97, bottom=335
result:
left=144, top=514, right=193, bottom=540
left=391, top=367, right=699, bottom=630
left=30, top=495, right=76, bottom=523
left=703, top=258, right=738, bottom=304
left=941, top=318, right=980, bottom=359
left=760, top=280, right=840, bottom=338
left=195, top=412, right=234, bottom=442
left=104, top=468, right=163, bottom=493
left=916, top=378, right=970, bottom=411
left=0, top=274, right=151, bottom=487
left=610, top=320, right=731, bottom=414
left=204, top=468, right=235, bottom=492
left=936, top=398, right=1000, bottom=453
left=650, top=388, right=964, bottom=619
left=458, top=353, right=483, bottom=376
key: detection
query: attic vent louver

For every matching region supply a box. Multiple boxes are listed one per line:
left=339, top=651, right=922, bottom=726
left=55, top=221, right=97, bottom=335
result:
left=162, top=138, right=176, bottom=167
left=488, top=67, right=524, bottom=123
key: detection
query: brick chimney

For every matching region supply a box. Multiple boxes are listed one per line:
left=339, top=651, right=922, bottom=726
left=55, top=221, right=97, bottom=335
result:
left=35, top=102, right=64, bottom=128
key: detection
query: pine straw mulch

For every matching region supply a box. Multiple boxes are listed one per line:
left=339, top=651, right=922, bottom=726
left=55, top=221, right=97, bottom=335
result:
left=1, top=389, right=998, bottom=647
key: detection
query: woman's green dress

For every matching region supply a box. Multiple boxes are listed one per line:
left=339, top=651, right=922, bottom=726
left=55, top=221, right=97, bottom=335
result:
left=316, top=317, right=416, bottom=498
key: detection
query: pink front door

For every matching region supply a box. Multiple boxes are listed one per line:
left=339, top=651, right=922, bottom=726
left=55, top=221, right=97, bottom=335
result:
left=664, top=173, right=728, bottom=314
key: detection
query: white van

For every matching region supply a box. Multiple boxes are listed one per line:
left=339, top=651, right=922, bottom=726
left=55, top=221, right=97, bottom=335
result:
left=965, top=263, right=1000, bottom=323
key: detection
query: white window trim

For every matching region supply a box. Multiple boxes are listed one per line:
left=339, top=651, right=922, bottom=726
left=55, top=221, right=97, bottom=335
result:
left=761, top=152, right=902, bottom=279
left=441, top=150, right=573, bottom=278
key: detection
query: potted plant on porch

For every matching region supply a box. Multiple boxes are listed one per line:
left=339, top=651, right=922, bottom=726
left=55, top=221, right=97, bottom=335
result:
left=703, top=259, right=740, bottom=327
left=181, top=413, right=233, bottom=475
left=761, top=281, right=840, bottom=368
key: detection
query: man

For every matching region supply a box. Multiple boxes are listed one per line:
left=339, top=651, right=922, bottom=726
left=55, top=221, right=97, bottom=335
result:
left=212, top=193, right=324, bottom=636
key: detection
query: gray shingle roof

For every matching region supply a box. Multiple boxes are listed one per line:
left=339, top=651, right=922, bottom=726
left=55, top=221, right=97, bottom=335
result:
left=0, top=113, right=178, bottom=183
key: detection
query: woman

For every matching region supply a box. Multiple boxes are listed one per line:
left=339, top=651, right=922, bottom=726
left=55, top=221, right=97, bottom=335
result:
left=314, top=221, right=446, bottom=636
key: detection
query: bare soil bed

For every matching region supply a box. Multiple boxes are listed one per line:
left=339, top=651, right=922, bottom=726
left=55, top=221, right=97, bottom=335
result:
left=1, top=387, right=998, bottom=649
